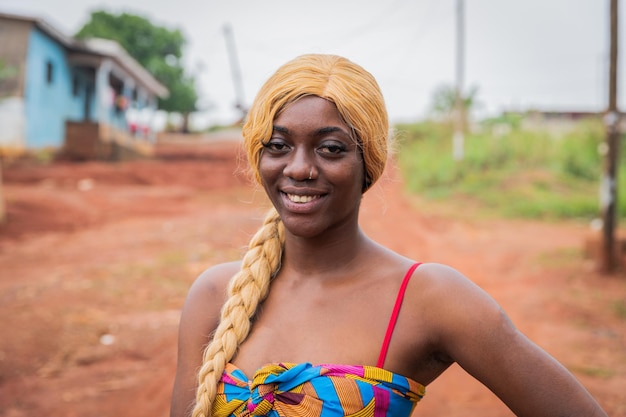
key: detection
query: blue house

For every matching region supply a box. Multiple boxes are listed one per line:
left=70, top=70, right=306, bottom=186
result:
left=0, top=11, right=168, bottom=159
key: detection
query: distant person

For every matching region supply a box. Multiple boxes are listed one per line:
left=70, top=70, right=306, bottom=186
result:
left=170, top=54, right=608, bottom=417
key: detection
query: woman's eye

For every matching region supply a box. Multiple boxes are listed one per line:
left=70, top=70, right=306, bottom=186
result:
left=319, top=143, right=346, bottom=155
left=262, top=141, right=290, bottom=153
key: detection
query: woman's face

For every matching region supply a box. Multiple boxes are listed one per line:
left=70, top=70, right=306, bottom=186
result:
left=259, top=95, right=365, bottom=238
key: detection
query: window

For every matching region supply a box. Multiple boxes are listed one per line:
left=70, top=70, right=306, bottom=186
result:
left=46, top=60, right=53, bottom=84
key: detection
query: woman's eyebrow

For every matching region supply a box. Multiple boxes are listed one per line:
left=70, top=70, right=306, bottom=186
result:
left=316, top=126, right=350, bottom=136
left=271, top=125, right=351, bottom=137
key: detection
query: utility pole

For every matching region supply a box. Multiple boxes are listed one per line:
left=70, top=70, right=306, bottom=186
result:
left=600, top=0, right=621, bottom=272
left=453, top=0, right=465, bottom=161
left=223, top=23, right=247, bottom=119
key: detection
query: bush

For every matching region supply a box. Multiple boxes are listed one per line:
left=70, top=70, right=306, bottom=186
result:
left=395, top=118, right=626, bottom=221
left=557, top=120, right=603, bottom=181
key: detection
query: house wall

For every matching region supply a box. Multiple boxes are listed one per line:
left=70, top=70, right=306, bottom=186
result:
left=0, top=17, right=29, bottom=97
left=64, top=120, right=153, bottom=160
left=0, top=98, right=25, bottom=148
left=64, top=120, right=104, bottom=160
left=23, top=27, right=84, bottom=148
left=0, top=17, right=30, bottom=148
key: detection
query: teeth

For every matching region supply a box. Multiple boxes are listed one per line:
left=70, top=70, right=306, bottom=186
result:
left=287, top=194, right=318, bottom=203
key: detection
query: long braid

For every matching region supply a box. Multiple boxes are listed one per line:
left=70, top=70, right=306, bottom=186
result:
left=192, top=208, right=284, bottom=417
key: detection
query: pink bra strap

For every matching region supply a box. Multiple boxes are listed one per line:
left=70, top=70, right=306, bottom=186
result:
left=377, top=262, right=422, bottom=368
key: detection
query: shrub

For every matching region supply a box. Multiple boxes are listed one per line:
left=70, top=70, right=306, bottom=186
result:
left=395, top=118, right=626, bottom=221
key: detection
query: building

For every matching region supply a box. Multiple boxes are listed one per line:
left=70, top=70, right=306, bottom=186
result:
left=0, top=11, right=168, bottom=159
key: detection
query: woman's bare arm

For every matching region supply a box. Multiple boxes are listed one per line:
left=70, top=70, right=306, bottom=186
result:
left=170, top=262, right=240, bottom=417
left=421, top=263, right=608, bottom=417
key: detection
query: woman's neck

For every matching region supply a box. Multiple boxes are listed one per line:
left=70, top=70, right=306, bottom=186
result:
left=280, top=227, right=375, bottom=277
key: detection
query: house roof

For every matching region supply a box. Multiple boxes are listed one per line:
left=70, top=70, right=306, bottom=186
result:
left=73, top=38, right=169, bottom=98
left=0, top=11, right=169, bottom=98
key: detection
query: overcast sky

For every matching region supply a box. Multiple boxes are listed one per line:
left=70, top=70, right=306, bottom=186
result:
left=1, top=0, right=622, bottom=126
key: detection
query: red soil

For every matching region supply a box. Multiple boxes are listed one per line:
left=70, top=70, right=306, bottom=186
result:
left=0, top=132, right=624, bottom=416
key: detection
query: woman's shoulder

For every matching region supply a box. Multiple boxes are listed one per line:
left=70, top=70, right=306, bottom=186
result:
left=408, top=262, right=506, bottom=325
left=181, top=261, right=242, bottom=320
left=186, top=260, right=242, bottom=302
left=412, top=262, right=486, bottom=294
left=398, top=262, right=514, bottom=362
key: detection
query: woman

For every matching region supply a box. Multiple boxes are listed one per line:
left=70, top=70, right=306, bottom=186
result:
left=170, top=54, right=608, bottom=417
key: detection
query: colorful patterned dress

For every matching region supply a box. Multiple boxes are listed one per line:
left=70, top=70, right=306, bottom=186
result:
left=213, top=263, right=425, bottom=417
left=213, top=362, right=425, bottom=417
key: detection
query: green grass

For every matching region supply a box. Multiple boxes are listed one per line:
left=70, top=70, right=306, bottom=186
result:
left=395, top=118, right=626, bottom=221
left=612, top=300, right=626, bottom=320
left=571, top=365, right=616, bottom=379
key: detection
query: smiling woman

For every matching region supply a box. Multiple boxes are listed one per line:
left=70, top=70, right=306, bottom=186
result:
left=258, top=96, right=365, bottom=238
left=170, top=54, right=608, bottom=417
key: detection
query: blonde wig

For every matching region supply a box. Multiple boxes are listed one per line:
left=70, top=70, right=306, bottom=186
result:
left=192, top=54, right=389, bottom=417
left=243, top=53, right=389, bottom=191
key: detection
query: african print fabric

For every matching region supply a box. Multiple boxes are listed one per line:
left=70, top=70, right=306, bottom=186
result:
left=213, top=362, right=425, bottom=417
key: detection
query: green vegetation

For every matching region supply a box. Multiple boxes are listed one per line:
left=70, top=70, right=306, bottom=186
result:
left=76, top=10, right=198, bottom=131
left=395, top=117, right=626, bottom=221
left=612, top=300, right=626, bottom=320
left=571, top=365, right=616, bottom=379
left=429, top=83, right=480, bottom=119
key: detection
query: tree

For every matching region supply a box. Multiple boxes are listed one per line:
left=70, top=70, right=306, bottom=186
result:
left=75, top=10, right=198, bottom=131
left=429, top=83, right=480, bottom=160
left=430, top=83, right=479, bottom=121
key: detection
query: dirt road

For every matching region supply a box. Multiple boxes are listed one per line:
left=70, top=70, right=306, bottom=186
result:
left=0, top=134, right=624, bottom=416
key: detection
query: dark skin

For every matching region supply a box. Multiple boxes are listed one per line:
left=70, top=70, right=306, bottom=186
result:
left=170, top=96, right=608, bottom=417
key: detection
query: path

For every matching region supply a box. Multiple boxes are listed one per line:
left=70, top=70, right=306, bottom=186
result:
left=0, top=137, right=624, bottom=416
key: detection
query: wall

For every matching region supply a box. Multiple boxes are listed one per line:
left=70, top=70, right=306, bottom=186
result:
left=63, top=120, right=104, bottom=160
left=23, top=27, right=84, bottom=148
left=0, top=97, right=25, bottom=148
left=0, top=17, right=29, bottom=97
left=0, top=18, right=30, bottom=148
left=64, top=120, right=153, bottom=160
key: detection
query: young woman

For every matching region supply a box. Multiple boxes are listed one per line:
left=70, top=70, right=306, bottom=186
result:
left=170, top=54, right=608, bottom=417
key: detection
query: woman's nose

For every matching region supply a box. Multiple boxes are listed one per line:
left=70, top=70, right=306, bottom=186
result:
left=283, top=148, right=315, bottom=181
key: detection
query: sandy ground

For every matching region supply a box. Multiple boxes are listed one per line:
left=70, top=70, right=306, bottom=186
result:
left=0, top=132, right=624, bottom=416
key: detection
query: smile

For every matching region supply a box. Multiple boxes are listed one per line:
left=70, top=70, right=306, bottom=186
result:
left=286, top=193, right=321, bottom=203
